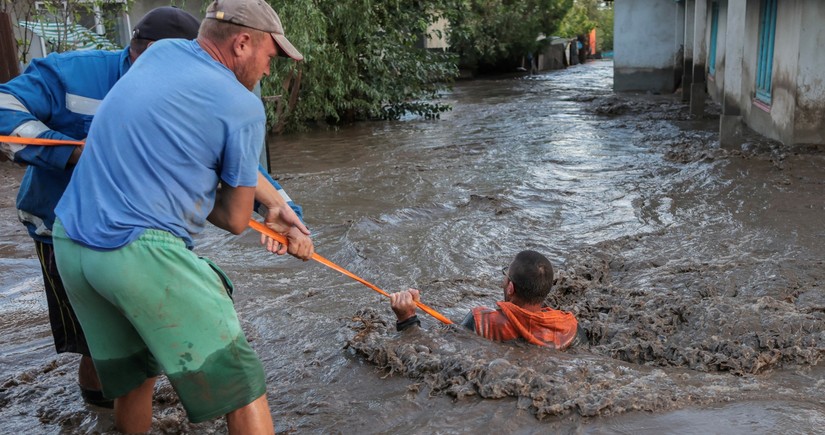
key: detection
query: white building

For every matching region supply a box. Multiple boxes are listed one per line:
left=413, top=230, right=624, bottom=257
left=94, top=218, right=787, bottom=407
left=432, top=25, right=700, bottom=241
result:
left=614, top=0, right=825, bottom=146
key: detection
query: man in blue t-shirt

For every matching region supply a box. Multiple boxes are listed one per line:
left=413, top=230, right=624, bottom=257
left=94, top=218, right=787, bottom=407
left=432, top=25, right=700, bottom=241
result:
left=53, top=0, right=308, bottom=432
left=1, top=6, right=310, bottom=409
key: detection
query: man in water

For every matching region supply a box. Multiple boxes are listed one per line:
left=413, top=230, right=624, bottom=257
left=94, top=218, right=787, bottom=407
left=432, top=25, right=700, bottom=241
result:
left=390, top=250, right=584, bottom=349
left=52, top=0, right=309, bottom=431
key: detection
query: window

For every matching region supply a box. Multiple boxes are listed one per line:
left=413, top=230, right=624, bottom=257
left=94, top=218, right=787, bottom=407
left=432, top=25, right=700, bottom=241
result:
left=708, top=2, right=719, bottom=76
left=756, top=0, right=777, bottom=104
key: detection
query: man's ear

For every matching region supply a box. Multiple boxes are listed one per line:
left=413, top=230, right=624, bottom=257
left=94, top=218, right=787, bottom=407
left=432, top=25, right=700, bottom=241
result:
left=232, top=32, right=253, bottom=57
left=505, top=281, right=516, bottom=298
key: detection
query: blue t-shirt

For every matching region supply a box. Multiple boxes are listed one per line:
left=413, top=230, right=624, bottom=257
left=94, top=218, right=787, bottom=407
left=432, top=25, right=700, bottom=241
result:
left=56, top=39, right=263, bottom=250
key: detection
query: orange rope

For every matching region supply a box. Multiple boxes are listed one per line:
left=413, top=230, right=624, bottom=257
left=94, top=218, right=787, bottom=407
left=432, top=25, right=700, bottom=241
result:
left=248, top=219, right=453, bottom=325
left=0, top=135, right=83, bottom=146
left=0, top=131, right=452, bottom=323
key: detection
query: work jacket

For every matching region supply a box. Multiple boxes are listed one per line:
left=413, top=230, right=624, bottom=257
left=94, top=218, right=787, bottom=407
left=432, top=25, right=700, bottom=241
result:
left=0, top=47, right=130, bottom=242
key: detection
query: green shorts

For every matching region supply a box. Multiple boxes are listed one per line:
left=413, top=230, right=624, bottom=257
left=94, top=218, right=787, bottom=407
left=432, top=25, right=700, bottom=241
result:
left=52, top=221, right=265, bottom=423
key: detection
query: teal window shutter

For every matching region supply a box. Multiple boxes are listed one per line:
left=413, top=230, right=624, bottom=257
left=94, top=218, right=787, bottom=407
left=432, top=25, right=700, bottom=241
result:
left=755, top=0, right=777, bottom=104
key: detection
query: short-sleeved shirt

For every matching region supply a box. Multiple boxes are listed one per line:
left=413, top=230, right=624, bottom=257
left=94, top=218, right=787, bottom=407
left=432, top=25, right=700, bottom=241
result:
left=56, top=39, right=263, bottom=250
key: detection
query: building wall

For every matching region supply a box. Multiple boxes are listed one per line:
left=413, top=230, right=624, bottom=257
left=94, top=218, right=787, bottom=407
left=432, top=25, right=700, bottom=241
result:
left=674, top=3, right=685, bottom=88
left=738, top=0, right=772, bottom=141
left=614, top=0, right=682, bottom=92
left=707, top=2, right=728, bottom=102
left=735, top=0, right=802, bottom=144
left=793, top=2, right=825, bottom=143
left=721, top=0, right=747, bottom=112
left=769, top=2, right=802, bottom=144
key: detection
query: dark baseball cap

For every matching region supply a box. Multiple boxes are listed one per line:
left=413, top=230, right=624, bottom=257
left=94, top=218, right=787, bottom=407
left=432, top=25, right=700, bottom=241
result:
left=204, top=0, right=303, bottom=61
left=131, top=6, right=200, bottom=41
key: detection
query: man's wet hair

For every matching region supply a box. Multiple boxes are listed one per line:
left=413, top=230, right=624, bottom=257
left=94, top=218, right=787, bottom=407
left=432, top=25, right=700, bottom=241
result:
left=508, top=250, right=554, bottom=304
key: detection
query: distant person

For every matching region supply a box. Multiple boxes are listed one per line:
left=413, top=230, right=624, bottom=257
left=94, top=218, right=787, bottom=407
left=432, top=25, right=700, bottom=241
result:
left=0, top=6, right=202, bottom=408
left=577, top=35, right=587, bottom=64
left=526, top=52, right=535, bottom=75
left=390, top=250, right=584, bottom=349
left=52, top=0, right=310, bottom=432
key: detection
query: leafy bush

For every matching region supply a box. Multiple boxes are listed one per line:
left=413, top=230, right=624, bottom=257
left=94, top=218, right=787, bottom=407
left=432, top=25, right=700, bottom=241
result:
left=263, top=0, right=457, bottom=132
left=444, top=0, right=572, bottom=73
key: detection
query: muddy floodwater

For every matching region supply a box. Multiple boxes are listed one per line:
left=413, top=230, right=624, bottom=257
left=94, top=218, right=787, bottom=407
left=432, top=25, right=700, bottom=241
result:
left=1, top=60, right=824, bottom=434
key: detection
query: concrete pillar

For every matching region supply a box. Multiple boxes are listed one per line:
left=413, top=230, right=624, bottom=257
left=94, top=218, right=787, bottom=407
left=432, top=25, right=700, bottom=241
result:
left=690, top=0, right=709, bottom=116
left=719, top=0, right=747, bottom=149
left=682, top=0, right=695, bottom=101
left=675, top=5, right=686, bottom=94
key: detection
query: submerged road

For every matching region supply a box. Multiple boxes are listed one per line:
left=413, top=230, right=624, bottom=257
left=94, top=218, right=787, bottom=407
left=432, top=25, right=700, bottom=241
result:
left=0, top=60, right=823, bottom=433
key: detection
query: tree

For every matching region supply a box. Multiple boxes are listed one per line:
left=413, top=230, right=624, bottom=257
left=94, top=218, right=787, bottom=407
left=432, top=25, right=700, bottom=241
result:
left=263, top=0, right=458, bottom=132
left=2, top=0, right=128, bottom=65
left=262, top=1, right=577, bottom=131
left=444, top=0, right=573, bottom=73
left=557, top=0, right=613, bottom=52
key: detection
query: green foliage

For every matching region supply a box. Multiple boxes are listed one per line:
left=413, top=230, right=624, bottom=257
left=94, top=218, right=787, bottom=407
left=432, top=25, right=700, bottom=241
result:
left=263, top=0, right=458, bottom=132
left=444, top=0, right=572, bottom=72
left=558, top=2, right=596, bottom=38
left=557, top=0, right=613, bottom=51
left=597, top=3, right=613, bottom=51
left=3, top=0, right=129, bottom=64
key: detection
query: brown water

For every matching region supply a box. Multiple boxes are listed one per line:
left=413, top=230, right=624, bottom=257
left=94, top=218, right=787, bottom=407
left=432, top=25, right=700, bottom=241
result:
left=1, top=60, right=823, bottom=433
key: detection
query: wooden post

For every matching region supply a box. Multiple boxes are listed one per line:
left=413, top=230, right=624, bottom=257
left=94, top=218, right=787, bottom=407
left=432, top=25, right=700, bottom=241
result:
left=0, top=12, right=20, bottom=83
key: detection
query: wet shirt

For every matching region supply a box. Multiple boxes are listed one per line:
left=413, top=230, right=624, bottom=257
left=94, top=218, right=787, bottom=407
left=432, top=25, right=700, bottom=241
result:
left=0, top=47, right=130, bottom=242
left=56, top=39, right=262, bottom=250
left=469, top=301, right=579, bottom=349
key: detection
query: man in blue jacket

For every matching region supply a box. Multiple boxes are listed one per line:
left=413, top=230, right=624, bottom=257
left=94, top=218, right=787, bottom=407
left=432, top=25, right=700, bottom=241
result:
left=0, top=6, right=310, bottom=408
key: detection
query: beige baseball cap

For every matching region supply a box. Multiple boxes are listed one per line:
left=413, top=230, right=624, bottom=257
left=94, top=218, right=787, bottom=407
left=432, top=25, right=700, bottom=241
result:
left=205, top=0, right=303, bottom=61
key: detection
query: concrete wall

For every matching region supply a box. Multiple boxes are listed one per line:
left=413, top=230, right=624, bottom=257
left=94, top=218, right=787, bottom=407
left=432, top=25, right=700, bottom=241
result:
left=691, top=0, right=708, bottom=83
left=738, top=0, right=771, bottom=140
left=737, top=0, right=802, bottom=144
left=721, top=0, right=746, bottom=113
left=793, top=2, right=825, bottom=143
left=614, top=0, right=682, bottom=92
left=707, top=3, right=728, bottom=102
left=768, top=2, right=802, bottom=144
left=674, top=4, right=685, bottom=89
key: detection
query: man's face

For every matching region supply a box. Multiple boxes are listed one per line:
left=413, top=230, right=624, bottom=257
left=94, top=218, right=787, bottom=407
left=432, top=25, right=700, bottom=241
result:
left=236, top=33, right=278, bottom=91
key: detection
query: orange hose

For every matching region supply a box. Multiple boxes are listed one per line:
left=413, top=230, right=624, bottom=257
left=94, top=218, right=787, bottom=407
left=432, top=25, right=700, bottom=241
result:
left=0, top=135, right=83, bottom=146
left=248, top=219, right=453, bottom=325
